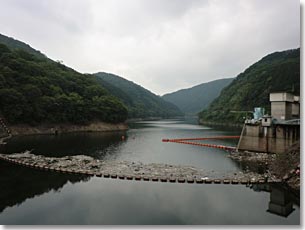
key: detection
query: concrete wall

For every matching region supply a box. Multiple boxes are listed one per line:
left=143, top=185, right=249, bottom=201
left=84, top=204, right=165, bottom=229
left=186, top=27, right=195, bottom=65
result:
left=238, top=124, right=299, bottom=154
left=271, top=102, right=292, bottom=121
left=270, top=93, right=294, bottom=102
left=292, top=103, right=300, bottom=118
left=270, top=93, right=300, bottom=120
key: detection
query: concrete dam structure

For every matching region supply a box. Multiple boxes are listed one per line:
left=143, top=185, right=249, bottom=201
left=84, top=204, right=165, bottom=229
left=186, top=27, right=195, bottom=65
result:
left=237, top=92, right=300, bottom=154
left=237, top=122, right=299, bottom=154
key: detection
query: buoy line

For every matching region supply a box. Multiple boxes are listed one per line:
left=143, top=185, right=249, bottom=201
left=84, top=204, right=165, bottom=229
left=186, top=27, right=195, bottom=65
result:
left=162, top=136, right=239, bottom=151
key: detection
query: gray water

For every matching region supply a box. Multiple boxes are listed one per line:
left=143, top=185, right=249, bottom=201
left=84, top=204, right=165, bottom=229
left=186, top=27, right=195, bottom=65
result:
left=0, top=119, right=300, bottom=225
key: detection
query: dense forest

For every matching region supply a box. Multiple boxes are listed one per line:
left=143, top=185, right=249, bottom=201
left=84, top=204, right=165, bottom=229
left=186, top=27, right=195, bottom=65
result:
left=0, top=34, right=45, bottom=59
left=162, top=78, right=233, bottom=115
left=95, top=72, right=183, bottom=118
left=0, top=33, right=182, bottom=125
left=0, top=43, right=128, bottom=124
left=199, top=48, right=300, bottom=124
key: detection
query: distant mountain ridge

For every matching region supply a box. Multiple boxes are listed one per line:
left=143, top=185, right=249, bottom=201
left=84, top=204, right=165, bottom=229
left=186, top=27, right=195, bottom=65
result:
left=95, top=72, right=183, bottom=118
left=199, top=48, right=300, bottom=124
left=162, top=78, right=233, bottom=115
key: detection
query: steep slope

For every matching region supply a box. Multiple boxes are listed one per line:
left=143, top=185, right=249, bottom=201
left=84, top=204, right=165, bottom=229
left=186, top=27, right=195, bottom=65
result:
left=199, top=48, right=300, bottom=124
left=0, top=34, right=45, bottom=58
left=0, top=41, right=128, bottom=125
left=162, top=78, right=233, bottom=115
left=95, top=72, right=183, bottom=118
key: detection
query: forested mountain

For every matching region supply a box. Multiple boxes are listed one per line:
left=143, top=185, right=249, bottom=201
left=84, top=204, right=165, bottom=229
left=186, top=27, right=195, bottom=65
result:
left=95, top=72, right=183, bottom=118
left=199, top=48, right=300, bottom=124
left=0, top=34, right=45, bottom=59
left=162, top=78, right=233, bottom=115
left=0, top=42, right=128, bottom=124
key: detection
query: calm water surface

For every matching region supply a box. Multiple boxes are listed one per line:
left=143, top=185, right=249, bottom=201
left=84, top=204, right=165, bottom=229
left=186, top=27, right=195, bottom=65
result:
left=0, top=119, right=300, bottom=224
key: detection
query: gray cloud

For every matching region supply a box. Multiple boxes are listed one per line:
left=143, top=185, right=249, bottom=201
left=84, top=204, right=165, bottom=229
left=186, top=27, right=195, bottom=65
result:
left=0, top=0, right=300, bottom=95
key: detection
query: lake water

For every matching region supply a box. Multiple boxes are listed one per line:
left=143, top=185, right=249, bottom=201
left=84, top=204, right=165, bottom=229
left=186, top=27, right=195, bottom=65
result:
left=0, top=118, right=300, bottom=225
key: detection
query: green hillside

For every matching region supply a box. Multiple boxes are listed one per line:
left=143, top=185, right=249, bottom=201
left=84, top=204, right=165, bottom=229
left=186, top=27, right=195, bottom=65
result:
left=0, top=34, right=45, bottom=59
left=199, top=48, right=300, bottom=124
left=162, top=78, right=233, bottom=115
left=95, top=72, right=183, bottom=118
left=0, top=41, right=128, bottom=125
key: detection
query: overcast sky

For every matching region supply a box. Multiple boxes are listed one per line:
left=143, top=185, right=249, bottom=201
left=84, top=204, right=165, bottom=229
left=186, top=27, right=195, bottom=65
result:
left=0, top=0, right=300, bottom=95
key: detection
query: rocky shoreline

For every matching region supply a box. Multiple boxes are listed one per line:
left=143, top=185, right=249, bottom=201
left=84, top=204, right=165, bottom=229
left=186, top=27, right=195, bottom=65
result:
left=198, top=119, right=243, bottom=128
left=0, top=151, right=281, bottom=184
left=8, top=122, right=128, bottom=136
left=228, top=146, right=300, bottom=192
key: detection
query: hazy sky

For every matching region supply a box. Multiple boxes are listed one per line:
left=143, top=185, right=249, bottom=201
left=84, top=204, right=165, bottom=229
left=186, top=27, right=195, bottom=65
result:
left=0, top=0, right=300, bottom=95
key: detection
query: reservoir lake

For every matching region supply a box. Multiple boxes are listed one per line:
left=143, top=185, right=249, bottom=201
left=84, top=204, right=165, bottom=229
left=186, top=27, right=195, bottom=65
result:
left=0, top=119, right=300, bottom=225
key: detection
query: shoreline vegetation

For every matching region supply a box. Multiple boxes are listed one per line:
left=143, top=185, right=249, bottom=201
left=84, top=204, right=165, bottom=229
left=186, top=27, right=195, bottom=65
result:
left=8, top=121, right=128, bottom=136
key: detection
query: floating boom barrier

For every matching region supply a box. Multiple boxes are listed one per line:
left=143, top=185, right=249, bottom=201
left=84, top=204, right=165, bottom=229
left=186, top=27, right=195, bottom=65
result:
left=162, top=136, right=240, bottom=151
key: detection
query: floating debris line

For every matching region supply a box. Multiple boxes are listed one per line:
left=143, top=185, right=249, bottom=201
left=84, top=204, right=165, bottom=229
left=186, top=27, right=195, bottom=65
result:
left=162, top=136, right=239, bottom=151
left=0, top=152, right=282, bottom=185
left=162, top=136, right=240, bottom=142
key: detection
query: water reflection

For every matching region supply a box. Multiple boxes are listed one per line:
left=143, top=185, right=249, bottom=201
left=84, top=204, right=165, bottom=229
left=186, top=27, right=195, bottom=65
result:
left=0, top=161, right=90, bottom=214
left=0, top=158, right=299, bottom=221
left=0, top=131, right=126, bottom=159
left=0, top=123, right=240, bottom=169
left=250, top=183, right=299, bottom=218
left=0, top=119, right=300, bottom=224
left=132, top=120, right=211, bottom=130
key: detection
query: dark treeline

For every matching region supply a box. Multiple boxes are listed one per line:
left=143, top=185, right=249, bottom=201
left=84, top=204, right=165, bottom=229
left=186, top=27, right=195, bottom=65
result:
left=0, top=43, right=128, bottom=125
